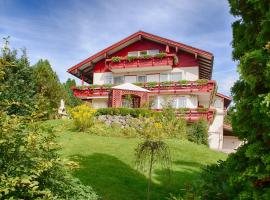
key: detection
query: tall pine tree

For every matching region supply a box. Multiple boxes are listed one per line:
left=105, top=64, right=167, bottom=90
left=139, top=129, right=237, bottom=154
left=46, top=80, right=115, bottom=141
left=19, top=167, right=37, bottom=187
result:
left=0, top=42, right=36, bottom=115
left=63, top=78, right=82, bottom=107
left=33, top=59, right=67, bottom=118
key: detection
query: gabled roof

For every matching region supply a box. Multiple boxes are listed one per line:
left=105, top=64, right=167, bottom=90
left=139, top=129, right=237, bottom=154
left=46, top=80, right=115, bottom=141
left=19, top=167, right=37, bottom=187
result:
left=68, top=31, right=214, bottom=81
left=112, top=83, right=150, bottom=92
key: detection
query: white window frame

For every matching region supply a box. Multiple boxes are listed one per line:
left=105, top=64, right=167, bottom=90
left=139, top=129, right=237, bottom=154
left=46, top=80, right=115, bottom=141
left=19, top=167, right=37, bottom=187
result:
left=128, top=51, right=139, bottom=56
left=178, top=97, right=187, bottom=108
left=160, top=73, right=170, bottom=82
left=171, top=72, right=182, bottom=82
left=113, top=76, right=125, bottom=84
left=127, top=49, right=160, bottom=57
left=104, top=75, right=113, bottom=84
left=147, top=49, right=159, bottom=56
left=137, top=75, right=147, bottom=83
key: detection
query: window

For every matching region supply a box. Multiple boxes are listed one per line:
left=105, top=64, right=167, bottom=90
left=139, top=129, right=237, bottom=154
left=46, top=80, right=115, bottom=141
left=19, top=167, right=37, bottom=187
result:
left=127, top=49, right=160, bottom=57
left=160, top=73, right=169, bottom=82
left=139, top=51, right=147, bottom=56
left=128, top=51, right=139, bottom=56
left=171, top=72, right=182, bottom=82
left=137, top=75, right=147, bottom=83
left=113, top=76, right=124, bottom=84
left=104, top=75, right=113, bottom=84
left=171, top=97, right=178, bottom=108
left=178, top=97, right=187, bottom=108
left=147, top=49, right=159, bottom=56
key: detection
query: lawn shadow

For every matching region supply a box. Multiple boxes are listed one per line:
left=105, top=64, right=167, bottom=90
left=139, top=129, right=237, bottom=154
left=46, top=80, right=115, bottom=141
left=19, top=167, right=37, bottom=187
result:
left=154, top=160, right=204, bottom=196
left=71, top=154, right=203, bottom=200
left=71, top=153, right=166, bottom=200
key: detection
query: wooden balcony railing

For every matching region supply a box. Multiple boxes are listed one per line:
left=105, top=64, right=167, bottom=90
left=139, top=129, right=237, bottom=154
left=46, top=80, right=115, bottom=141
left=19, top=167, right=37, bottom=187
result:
left=106, top=54, right=175, bottom=71
left=72, top=80, right=216, bottom=98
left=180, top=108, right=215, bottom=122
left=154, top=108, right=215, bottom=122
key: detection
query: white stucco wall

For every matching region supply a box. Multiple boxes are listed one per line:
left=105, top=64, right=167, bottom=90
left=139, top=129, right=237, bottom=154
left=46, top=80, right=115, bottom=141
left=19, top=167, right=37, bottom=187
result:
left=171, top=67, right=199, bottom=81
left=93, top=72, right=113, bottom=85
left=208, top=97, right=224, bottom=150
left=223, top=136, right=243, bottom=153
left=92, top=98, right=108, bottom=108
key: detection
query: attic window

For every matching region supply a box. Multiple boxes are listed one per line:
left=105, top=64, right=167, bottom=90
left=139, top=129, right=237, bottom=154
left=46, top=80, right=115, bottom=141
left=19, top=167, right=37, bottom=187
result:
left=127, top=49, right=159, bottom=57
left=147, top=49, right=159, bottom=55
left=128, top=51, right=138, bottom=56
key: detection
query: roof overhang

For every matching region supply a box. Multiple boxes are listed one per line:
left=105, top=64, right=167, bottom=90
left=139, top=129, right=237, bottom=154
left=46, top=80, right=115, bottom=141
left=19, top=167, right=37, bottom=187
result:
left=216, top=93, right=232, bottom=108
left=68, top=31, right=214, bottom=82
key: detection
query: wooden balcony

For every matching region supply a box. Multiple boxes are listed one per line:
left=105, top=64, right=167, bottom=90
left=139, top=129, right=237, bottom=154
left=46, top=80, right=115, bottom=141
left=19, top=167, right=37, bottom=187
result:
left=106, top=54, right=174, bottom=72
left=72, top=80, right=216, bottom=98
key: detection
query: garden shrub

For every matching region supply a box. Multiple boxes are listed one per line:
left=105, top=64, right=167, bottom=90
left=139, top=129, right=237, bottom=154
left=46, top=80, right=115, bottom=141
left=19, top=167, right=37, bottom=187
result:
left=71, top=104, right=96, bottom=131
left=87, top=120, right=138, bottom=138
left=0, top=112, right=98, bottom=200
left=159, top=107, right=187, bottom=139
left=187, top=118, right=208, bottom=145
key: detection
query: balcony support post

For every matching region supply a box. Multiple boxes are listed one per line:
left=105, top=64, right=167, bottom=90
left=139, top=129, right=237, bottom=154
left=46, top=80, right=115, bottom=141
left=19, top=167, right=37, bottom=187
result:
left=81, top=73, right=84, bottom=86
left=165, top=44, right=170, bottom=53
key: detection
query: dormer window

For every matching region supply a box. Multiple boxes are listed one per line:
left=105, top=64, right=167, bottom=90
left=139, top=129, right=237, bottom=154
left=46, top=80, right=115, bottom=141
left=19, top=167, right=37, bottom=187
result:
left=127, top=49, right=159, bottom=57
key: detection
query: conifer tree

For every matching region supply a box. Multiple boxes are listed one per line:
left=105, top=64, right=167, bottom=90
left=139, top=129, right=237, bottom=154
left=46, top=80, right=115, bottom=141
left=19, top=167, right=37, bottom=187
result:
left=191, top=1, right=270, bottom=199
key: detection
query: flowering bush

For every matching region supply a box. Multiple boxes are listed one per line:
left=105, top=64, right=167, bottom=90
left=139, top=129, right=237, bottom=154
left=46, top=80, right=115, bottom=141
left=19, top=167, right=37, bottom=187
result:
left=71, top=104, right=96, bottom=131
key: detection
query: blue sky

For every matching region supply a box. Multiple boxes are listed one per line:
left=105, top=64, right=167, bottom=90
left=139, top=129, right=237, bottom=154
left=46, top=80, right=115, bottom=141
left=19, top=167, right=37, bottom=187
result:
left=0, top=0, right=238, bottom=95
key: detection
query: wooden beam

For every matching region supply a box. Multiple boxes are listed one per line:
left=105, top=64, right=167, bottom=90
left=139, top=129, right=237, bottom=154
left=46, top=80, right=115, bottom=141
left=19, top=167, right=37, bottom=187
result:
left=81, top=73, right=84, bottom=86
left=199, top=60, right=212, bottom=66
left=198, top=57, right=212, bottom=64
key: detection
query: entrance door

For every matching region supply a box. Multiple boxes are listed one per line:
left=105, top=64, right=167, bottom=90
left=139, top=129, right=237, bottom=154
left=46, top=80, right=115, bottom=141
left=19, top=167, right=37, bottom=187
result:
left=122, top=94, right=141, bottom=108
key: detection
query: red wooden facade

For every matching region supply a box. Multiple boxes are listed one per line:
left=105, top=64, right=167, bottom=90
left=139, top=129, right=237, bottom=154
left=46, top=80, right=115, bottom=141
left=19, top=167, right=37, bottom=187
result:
left=67, top=31, right=231, bottom=123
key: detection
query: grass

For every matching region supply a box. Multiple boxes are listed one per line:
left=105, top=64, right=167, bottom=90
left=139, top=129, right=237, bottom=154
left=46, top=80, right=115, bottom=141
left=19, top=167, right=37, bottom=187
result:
left=49, top=119, right=227, bottom=200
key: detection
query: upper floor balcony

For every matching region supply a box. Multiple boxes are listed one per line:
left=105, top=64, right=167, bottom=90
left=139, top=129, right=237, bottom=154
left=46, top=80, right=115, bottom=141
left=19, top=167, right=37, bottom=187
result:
left=105, top=53, right=175, bottom=73
left=72, top=80, right=216, bottom=98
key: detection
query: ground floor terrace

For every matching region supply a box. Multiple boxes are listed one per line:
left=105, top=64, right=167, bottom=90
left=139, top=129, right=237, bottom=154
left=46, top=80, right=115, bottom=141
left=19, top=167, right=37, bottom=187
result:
left=72, top=81, right=216, bottom=122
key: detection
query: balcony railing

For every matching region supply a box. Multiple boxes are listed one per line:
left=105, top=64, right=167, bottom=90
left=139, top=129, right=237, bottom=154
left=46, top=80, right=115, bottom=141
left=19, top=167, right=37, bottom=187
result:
left=106, top=54, right=175, bottom=72
left=139, top=80, right=216, bottom=94
left=154, top=108, right=215, bottom=122
left=72, top=80, right=216, bottom=98
left=180, top=108, right=215, bottom=122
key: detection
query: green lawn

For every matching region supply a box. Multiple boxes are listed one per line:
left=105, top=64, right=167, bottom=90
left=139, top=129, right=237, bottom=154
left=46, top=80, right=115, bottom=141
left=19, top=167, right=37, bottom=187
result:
left=50, top=119, right=227, bottom=200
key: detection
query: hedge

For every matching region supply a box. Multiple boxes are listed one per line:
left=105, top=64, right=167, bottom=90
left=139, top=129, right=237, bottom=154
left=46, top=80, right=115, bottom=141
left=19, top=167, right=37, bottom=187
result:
left=95, top=108, right=161, bottom=118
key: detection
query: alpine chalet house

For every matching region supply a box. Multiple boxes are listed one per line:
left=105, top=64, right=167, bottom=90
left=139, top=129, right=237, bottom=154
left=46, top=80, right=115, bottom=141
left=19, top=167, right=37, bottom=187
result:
left=68, top=31, right=241, bottom=152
